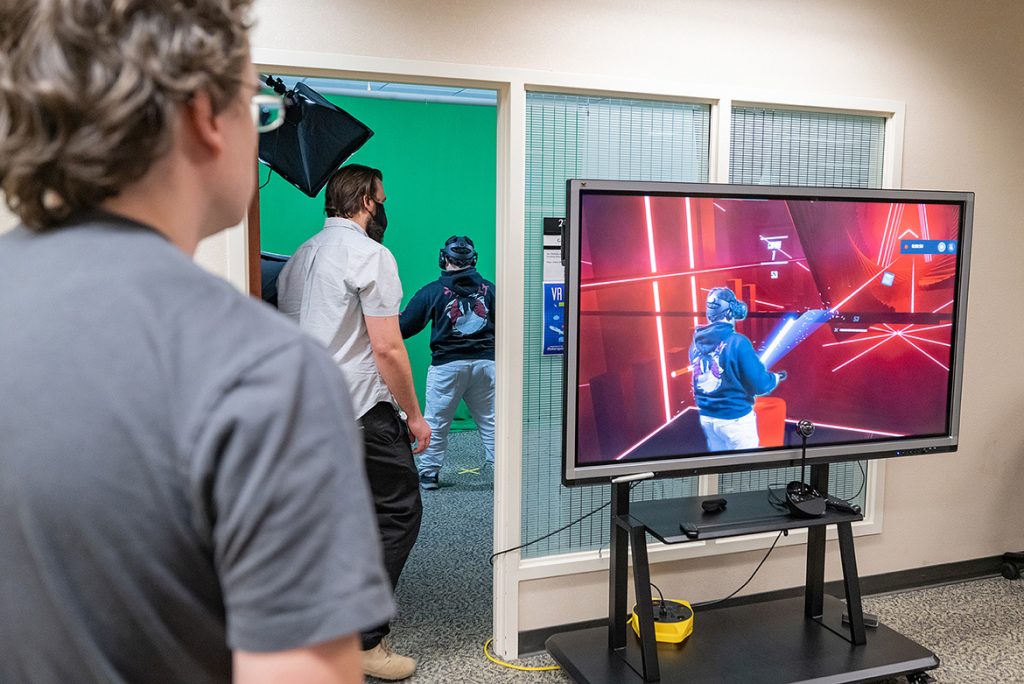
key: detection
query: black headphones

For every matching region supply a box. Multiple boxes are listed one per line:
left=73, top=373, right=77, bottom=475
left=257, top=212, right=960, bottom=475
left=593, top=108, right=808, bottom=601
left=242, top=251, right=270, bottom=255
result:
left=439, top=235, right=477, bottom=269
left=706, top=287, right=748, bottom=322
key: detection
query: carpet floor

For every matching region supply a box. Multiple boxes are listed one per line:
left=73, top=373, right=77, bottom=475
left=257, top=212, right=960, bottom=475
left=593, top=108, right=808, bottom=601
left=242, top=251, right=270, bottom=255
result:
left=373, top=431, right=1024, bottom=682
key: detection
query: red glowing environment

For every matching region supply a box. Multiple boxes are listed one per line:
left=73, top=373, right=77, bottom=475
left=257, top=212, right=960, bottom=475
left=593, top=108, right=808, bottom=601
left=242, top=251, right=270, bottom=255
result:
left=575, top=193, right=962, bottom=465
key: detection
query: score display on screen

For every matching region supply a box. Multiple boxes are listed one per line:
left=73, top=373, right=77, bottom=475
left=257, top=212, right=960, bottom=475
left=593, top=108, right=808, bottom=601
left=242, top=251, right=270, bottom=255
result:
left=563, top=181, right=973, bottom=483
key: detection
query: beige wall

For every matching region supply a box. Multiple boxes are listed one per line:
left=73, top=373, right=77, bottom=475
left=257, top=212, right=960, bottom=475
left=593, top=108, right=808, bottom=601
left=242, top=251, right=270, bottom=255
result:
left=253, top=0, right=1024, bottom=631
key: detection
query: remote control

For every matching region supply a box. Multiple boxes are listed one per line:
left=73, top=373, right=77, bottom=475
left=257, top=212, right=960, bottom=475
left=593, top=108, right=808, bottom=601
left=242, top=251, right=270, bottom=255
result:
left=701, top=497, right=727, bottom=513
left=679, top=522, right=699, bottom=539
left=824, top=495, right=862, bottom=515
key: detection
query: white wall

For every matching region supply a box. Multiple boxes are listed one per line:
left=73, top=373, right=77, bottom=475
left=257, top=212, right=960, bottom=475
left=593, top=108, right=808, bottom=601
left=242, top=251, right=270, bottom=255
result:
left=0, top=201, right=17, bottom=235
left=252, top=0, right=1024, bottom=632
left=194, top=224, right=249, bottom=292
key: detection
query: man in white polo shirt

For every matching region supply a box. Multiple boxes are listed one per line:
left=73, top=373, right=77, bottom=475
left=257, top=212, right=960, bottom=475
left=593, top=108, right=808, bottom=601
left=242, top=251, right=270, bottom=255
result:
left=278, top=164, right=430, bottom=681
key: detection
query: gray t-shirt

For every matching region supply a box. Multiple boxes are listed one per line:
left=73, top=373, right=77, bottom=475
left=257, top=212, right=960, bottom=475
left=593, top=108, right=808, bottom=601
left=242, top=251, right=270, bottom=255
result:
left=0, top=214, right=394, bottom=683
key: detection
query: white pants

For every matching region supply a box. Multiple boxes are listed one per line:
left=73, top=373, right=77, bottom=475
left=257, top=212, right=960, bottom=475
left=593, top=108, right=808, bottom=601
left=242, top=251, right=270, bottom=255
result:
left=418, top=359, right=495, bottom=475
left=699, top=410, right=760, bottom=451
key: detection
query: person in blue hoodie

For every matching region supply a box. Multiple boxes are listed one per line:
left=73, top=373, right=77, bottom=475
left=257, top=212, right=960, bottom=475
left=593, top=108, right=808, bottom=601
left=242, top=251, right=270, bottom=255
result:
left=400, top=236, right=496, bottom=490
left=690, top=287, right=786, bottom=451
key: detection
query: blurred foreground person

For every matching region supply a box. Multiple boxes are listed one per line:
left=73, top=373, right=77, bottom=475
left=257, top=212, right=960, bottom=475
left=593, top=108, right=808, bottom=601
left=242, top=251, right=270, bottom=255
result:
left=0, top=2, right=391, bottom=682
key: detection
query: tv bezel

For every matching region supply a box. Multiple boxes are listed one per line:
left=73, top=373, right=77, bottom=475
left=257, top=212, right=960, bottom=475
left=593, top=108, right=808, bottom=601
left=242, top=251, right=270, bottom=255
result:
left=562, top=180, right=974, bottom=486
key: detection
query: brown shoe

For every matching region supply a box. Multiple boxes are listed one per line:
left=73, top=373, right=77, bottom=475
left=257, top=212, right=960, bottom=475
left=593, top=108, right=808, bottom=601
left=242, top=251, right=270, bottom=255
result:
left=362, top=640, right=416, bottom=681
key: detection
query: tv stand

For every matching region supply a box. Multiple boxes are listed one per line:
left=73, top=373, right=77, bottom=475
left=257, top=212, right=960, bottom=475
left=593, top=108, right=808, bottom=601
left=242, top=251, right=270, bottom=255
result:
left=546, top=465, right=940, bottom=683
left=1001, top=551, right=1024, bottom=580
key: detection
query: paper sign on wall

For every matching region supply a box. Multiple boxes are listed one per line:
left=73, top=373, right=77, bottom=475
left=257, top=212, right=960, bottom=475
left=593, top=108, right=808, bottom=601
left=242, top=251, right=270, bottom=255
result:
left=542, top=217, right=566, bottom=355
left=543, top=282, right=565, bottom=355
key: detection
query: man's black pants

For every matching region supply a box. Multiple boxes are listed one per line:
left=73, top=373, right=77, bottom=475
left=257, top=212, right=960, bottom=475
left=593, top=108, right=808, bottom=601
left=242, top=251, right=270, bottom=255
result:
left=359, top=401, right=423, bottom=650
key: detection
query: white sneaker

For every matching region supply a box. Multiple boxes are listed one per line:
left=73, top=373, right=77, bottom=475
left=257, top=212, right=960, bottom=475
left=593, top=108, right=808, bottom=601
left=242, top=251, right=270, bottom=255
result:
left=362, top=640, right=416, bottom=681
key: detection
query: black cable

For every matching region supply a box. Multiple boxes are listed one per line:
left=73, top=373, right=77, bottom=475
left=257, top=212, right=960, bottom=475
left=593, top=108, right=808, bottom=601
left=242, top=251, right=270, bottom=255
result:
left=697, top=530, right=784, bottom=608
left=258, top=164, right=272, bottom=189
left=488, top=482, right=639, bottom=566
left=846, top=460, right=867, bottom=502
left=766, top=483, right=788, bottom=509
left=650, top=582, right=667, bottom=617
left=767, top=457, right=868, bottom=509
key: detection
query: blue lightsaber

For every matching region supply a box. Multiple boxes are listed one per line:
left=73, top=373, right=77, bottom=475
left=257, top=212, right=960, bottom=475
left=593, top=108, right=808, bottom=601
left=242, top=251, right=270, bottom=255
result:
left=759, top=309, right=833, bottom=369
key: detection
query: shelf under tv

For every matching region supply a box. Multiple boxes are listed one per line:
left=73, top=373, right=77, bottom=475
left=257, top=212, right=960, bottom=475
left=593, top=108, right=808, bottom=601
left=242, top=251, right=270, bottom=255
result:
left=545, top=465, right=940, bottom=683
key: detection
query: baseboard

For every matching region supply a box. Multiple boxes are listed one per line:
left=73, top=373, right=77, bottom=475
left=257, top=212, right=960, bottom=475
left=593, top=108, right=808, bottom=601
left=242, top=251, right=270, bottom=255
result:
left=517, top=554, right=1004, bottom=655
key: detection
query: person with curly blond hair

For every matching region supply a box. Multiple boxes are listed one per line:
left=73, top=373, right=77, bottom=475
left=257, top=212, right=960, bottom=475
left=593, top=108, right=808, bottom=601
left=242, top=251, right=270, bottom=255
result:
left=0, top=2, right=393, bottom=682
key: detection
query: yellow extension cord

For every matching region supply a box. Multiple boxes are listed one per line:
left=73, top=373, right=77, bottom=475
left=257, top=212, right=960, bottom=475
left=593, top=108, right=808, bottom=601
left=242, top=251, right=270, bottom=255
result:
left=483, top=639, right=561, bottom=672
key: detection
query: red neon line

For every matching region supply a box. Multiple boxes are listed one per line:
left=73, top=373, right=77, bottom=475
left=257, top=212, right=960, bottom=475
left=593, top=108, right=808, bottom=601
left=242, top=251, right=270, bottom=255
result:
left=894, top=205, right=907, bottom=261
left=829, top=260, right=899, bottom=313
left=685, top=198, right=699, bottom=329
left=881, top=205, right=899, bottom=266
left=821, top=333, right=893, bottom=347
left=653, top=283, right=671, bottom=422
left=645, top=196, right=657, bottom=272
left=904, top=323, right=952, bottom=334
left=581, top=260, right=804, bottom=290
left=918, top=203, right=933, bottom=263
left=645, top=200, right=671, bottom=424
left=772, top=245, right=812, bottom=272
left=783, top=418, right=905, bottom=438
left=832, top=335, right=895, bottom=372
left=685, top=198, right=696, bottom=270
left=881, top=205, right=895, bottom=265
left=899, top=336, right=950, bottom=371
left=690, top=276, right=699, bottom=329
left=877, top=203, right=895, bottom=265
left=903, top=333, right=951, bottom=347
left=754, top=299, right=785, bottom=310
left=886, top=204, right=905, bottom=265
left=655, top=314, right=671, bottom=422
left=911, top=258, right=915, bottom=313
left=614, top=407, right=698, bottom=461
left=931, top=299, right=954, bottom=313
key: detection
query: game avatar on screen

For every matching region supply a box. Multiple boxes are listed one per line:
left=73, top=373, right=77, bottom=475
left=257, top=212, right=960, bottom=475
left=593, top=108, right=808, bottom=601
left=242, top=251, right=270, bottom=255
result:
left=575, top=194, right=960, bottom=465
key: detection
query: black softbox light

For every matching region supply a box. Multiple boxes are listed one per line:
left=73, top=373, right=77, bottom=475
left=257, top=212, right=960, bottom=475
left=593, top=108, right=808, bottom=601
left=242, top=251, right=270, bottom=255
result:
left=258, top=81, right=374, bottom=198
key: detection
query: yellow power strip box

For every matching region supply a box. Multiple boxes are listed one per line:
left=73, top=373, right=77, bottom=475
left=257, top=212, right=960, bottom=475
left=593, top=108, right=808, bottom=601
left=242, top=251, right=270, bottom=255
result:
left=629, top=599, right=694, bottom=644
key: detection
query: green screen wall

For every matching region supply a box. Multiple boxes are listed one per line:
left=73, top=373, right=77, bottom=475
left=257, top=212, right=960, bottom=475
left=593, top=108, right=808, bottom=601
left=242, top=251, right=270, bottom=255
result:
left=260, top=93, right=497, bottom=429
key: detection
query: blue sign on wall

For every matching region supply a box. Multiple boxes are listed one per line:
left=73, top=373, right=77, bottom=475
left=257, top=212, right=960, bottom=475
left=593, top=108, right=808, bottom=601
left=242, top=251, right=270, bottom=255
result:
left=543, top=282, right=565, bottom=355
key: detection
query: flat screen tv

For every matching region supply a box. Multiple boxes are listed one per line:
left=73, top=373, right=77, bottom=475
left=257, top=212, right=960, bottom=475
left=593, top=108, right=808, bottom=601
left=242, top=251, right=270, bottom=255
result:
left=562, top=180, right=973, bottom=485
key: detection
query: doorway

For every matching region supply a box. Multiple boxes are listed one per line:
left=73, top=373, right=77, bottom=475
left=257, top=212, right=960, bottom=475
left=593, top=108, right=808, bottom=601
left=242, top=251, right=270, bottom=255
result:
left=250, top=75, right=501, bottom=667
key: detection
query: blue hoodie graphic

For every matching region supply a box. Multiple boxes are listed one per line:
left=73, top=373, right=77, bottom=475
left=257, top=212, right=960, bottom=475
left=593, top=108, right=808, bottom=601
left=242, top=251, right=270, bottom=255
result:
left=690, top=321, right=779, bottom=419
left=399, top=267, right=495, bottom=365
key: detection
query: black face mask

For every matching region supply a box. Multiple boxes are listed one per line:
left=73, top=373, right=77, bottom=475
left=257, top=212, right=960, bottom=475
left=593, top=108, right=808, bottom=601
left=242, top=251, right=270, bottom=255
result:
left=372, top=200, right=387, bottom=231
left=366, top=200, right=388, bottom=244
left=366, top=221, right=385, bottom=244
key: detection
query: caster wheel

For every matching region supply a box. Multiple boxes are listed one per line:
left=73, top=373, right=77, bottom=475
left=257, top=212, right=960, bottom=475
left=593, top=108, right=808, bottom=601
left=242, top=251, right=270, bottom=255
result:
left=1001, top=561, right=1021, bottom=580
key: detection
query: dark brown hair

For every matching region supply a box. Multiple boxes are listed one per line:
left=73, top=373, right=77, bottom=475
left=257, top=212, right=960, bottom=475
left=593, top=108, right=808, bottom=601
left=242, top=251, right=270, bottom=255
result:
left=324, top=164, right=384, bottom=219
left=0, top=0, right=252, bottom=229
